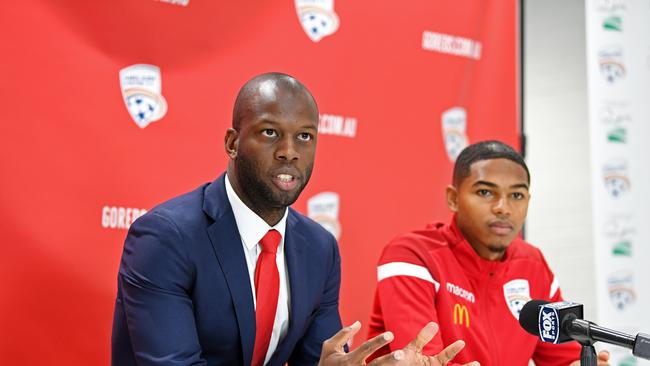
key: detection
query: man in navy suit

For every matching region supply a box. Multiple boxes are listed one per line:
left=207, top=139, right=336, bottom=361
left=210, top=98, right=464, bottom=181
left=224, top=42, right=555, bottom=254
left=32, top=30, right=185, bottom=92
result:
left=112, top=72, right=474, bottom=366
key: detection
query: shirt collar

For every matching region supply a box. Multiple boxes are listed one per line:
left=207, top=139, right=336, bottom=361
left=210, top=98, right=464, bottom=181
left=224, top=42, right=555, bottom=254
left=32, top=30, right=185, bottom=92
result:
left=225, top=173, right=288, bottom=251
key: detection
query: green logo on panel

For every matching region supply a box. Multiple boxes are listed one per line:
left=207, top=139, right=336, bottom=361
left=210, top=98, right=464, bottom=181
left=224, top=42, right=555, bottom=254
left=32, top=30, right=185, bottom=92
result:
left=607, top=127, right=627, bottom=143
left=603, top=16, right=622, bottom=31
left=612, top=240, right=632, bottom=256
left=619, top=355, right=637, bottom=366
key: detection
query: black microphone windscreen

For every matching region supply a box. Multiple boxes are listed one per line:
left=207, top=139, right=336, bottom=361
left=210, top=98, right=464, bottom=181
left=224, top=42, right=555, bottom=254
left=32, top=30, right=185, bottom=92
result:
left=519, top=300, right=550, bottom=336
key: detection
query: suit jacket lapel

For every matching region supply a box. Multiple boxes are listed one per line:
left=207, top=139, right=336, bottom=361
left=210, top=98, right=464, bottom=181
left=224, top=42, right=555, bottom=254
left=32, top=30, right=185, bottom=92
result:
left=204, top=174, right=255, bottom=366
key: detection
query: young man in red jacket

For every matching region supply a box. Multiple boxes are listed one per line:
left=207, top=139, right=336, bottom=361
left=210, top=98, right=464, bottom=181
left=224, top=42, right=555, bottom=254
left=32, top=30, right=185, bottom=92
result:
left=367, top=141, right=610, bottom=366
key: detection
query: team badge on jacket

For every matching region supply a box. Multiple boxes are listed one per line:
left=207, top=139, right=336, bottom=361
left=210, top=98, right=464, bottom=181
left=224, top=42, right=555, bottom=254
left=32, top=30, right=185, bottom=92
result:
left=503, top=279, right=531, bottom=320
left=119, top=64, right=168, bottom=129
left=295, top=0, right=340, bottom=42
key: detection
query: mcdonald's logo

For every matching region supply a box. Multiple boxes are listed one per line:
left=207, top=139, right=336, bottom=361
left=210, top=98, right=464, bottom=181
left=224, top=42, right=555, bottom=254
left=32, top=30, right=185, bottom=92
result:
left=453, top=303, right=470, bottom=328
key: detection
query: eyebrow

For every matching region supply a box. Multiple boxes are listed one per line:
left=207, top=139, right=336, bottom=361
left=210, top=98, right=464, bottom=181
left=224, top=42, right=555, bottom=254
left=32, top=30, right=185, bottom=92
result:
left=472, top=180, right=529, bottom=190
left=510, top=183, right=530, bottom=190
left=257, top=118, right=318, bottom=130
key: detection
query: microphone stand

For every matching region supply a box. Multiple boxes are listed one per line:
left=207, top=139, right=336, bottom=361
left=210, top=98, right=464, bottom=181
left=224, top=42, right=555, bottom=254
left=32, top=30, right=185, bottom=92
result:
left=579, top=341, right=597, bottom=366
left=564, top=316, right=599, bottom=366
left=566, top=317, right=650, bottom=364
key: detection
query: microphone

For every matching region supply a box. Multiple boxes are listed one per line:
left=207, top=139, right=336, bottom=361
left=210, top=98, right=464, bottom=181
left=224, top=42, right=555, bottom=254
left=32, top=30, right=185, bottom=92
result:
left=519, top=300, right=650, bottom=361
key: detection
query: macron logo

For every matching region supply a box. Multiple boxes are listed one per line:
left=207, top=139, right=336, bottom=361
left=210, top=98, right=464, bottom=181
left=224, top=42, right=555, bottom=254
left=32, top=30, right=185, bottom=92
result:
left=446, top=282, right=475, bottom=303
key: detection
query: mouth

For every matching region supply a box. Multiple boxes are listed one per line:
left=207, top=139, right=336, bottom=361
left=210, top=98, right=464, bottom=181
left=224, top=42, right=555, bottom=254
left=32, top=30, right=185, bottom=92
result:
left=271, top=173, right=300, bottom=191
left=488, top=221, right=514, bottom=236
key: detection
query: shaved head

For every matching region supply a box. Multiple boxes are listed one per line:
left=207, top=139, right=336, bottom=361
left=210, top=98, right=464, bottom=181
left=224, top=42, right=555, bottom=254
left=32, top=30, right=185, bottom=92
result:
left=232, top=72, right=318, bottom=130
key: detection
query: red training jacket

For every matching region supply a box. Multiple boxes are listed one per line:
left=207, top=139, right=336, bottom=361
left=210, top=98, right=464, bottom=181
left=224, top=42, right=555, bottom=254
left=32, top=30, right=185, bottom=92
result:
left=367, top=218, right=580, bottom=366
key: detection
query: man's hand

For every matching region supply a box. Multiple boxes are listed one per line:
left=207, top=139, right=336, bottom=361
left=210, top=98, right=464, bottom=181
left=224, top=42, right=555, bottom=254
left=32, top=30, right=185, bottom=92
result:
left=318, top=321, right=393, bottom=366
left=318, top=321, right=479, bottom=366
left=568, top=350, right=610, bottom=366
left=378, top=322, right=479, bottom=366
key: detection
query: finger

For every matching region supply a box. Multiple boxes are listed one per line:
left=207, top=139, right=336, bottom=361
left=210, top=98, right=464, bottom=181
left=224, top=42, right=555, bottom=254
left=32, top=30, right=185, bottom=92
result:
left=598, top=350, right=610, bottom=360
left=347, top=331, right=394, bottom=364
left=322, top=321, right=362, bottom=354
left=405, top=322, right=439, bottom=352
left=597, top=350, right=610, bottom=366
left=597, top=353, right=610, bottom=366
left=461, top=362, right=480, bottom=366
left=366, top=349, right=405, bottom=366
left=434, top=340, right=465, bottom=365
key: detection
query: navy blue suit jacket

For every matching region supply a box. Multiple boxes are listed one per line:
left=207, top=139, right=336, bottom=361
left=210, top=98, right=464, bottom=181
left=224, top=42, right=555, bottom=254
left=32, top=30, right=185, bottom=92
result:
left=112, top=174, right=343, bottom=365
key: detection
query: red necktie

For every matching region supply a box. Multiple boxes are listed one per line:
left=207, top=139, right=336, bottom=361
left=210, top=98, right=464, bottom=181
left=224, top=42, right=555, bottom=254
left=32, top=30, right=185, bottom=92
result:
left=251, top=229, right=281, bottom=366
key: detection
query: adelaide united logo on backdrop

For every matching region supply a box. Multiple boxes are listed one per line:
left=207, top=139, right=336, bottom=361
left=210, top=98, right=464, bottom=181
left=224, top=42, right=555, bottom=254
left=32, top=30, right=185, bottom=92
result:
left=119, top=64, right=168, bottom=128
left=441, top=107, right=469, bottom=162
left=602, top=158, right=630, bottom=198
left=607, top=270, right=636, bottom=311
left=295, top=0, right=340, bottom=42
left=598, top=46, right=626, bottom=84
left=307, top=192, right=342, bottom=240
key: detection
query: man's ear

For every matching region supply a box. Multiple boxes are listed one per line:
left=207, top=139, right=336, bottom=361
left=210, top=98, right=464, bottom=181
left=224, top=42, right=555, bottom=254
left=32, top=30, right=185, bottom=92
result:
left=224, top=128, right=239, bottom=159
left=446, top=185, right=459, bottom=212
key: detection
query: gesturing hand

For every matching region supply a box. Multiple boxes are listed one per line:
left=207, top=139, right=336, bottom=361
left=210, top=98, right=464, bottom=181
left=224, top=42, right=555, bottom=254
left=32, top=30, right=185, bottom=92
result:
left=318, top=321, right=479, bottom=366
left=318, top=321, right=394, bottom=366
left=380, top=322, right=479, bottom=366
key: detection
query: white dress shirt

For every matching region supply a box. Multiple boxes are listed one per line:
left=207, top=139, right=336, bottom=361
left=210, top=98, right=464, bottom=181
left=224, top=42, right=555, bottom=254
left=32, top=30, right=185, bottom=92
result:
left=225, top=174, right=291, bottom=365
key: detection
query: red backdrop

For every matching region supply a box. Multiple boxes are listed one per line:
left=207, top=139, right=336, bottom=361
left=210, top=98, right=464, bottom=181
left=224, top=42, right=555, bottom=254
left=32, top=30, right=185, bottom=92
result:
left=0, top=0, right=519, bottom=364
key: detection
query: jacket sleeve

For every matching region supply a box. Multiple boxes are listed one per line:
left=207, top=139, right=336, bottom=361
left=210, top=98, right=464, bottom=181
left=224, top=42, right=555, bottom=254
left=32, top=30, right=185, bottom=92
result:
left=531, top=257, right=581, bottom=366
left=112, top=212, right=207, bottom=366
left=288, top=235, right=343, bottom=365
left=368, top=241, right=462, bottom=365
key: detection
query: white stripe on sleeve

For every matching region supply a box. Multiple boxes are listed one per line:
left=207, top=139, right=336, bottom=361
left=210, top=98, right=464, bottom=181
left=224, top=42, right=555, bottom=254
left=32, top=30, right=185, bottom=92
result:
left=377, top=262, right=440, bottom=292
left=549, top=276, right=559, bottom=298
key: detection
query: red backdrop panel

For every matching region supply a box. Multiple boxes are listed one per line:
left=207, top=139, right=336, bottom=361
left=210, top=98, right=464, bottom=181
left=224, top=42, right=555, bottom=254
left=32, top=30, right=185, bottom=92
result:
left=0, top=0, right=519, bottom=363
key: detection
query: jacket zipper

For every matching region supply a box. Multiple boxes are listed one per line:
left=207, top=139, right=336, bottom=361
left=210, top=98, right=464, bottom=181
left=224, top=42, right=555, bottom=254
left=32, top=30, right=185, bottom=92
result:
left=483, top=272, right=500, bottom=366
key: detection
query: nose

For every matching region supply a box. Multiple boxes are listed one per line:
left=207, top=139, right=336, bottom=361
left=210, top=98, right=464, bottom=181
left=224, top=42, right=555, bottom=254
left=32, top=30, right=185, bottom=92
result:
left=492, top=197, right=511, bottom=217
left=275, top=136, right=299, bottom=162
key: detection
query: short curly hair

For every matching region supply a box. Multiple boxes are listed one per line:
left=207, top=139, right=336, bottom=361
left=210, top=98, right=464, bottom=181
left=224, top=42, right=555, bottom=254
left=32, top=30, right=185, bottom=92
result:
left=453, top=140, right=530, bottom=187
